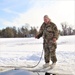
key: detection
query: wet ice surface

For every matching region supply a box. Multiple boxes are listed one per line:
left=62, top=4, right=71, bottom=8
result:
left=0, top=35, right=75, bottom=75
left=0, top=70, right=61, bottom=75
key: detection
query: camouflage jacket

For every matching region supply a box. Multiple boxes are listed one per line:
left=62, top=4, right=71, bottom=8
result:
left=37, top=22, right=59, bottom=43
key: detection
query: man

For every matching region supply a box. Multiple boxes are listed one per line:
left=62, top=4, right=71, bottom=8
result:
left=35, top=15, right=59, bottom=68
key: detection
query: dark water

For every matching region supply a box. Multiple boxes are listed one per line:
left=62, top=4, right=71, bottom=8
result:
left=45, top=72, right=56, bottom=75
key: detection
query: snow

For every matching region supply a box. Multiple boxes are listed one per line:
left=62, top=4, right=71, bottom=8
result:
left=0, top=35, right=75, bottom=75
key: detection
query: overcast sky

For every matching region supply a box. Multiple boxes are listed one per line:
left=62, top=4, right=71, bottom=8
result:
left=0, top=0, right=75, bottom=30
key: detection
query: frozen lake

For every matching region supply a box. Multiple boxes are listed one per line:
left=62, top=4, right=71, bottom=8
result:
left=0, top=35, right=75, bottom=75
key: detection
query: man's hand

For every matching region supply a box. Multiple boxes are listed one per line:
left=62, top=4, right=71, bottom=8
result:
left=53, top=38, right=57, bottom=43
left=35, top=34, right=39, bottom=39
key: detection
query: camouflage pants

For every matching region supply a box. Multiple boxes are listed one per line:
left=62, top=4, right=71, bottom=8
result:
left=43, top=41, right=57, bottom=63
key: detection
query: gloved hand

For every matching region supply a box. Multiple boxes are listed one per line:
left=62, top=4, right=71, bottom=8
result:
left=35, top=34, right=39, bottom=39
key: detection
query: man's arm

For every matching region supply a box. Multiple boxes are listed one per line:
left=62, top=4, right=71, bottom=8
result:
left=53, top=25, right=59, bottom=40
left=52, top=23, right=59, bottom=43
left=35, top=24, right=44, bottom=39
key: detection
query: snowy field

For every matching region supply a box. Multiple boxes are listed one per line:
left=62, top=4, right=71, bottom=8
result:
left=0, top=35, right=75, bottom=75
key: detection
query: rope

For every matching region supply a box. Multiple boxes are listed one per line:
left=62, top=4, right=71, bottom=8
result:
left=26, top=49, right=43, bottom=68
left=0, top=49, right=44, bottom=69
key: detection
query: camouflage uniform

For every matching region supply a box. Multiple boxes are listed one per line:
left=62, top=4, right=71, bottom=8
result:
left=36, top=22, right=59, bottom=63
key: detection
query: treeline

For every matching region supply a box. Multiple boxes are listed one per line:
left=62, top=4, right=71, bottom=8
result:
left=0, top=22, right=75, bottom=38
left=60, top=22, right=75, bottom=36
left=0, top=26, right=38, bottom=38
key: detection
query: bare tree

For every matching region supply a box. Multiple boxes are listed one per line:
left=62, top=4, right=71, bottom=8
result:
left=61, top=22, right=73, bottom=35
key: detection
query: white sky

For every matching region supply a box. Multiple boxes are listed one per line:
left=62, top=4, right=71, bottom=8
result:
left=0, top=0, right=75, bottom=30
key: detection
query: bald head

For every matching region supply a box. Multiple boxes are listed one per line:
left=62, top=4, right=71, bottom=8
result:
left=44, top=15, right=49, bottom=19
left=43, top=15, right=51, bottom=24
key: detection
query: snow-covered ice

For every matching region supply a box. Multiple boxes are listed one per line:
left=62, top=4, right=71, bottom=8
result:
left=0, top=35, right=75, bottom=75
